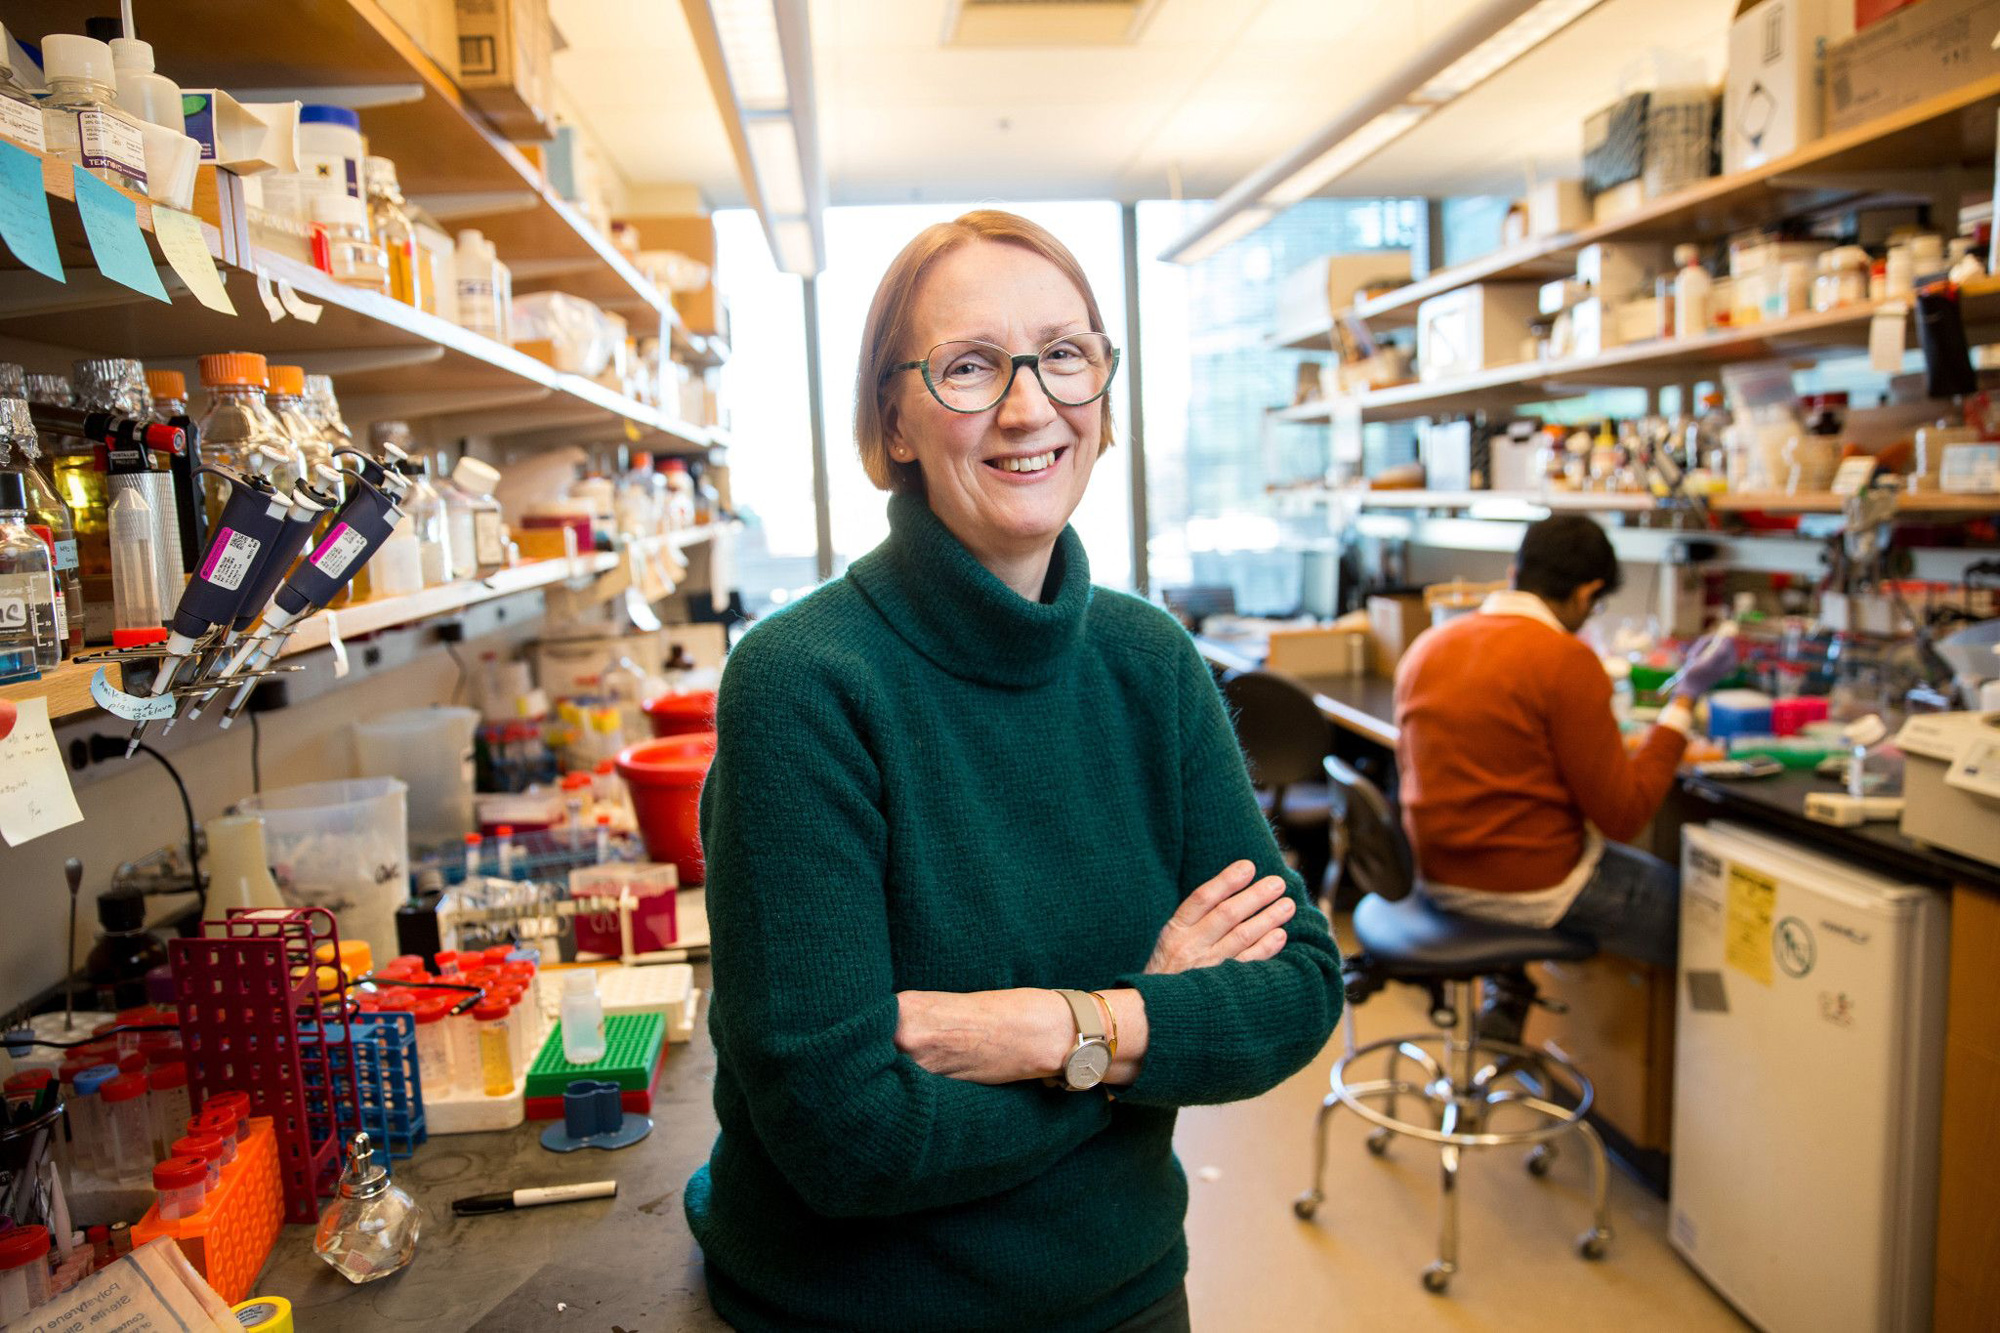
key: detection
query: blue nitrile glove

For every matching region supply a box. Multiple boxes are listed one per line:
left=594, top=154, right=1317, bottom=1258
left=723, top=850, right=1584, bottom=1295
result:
left=1674, top=632, right=1738, bottom=699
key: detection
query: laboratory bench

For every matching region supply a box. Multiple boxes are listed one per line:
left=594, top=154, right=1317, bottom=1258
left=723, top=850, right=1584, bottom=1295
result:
left=250, top=967, right=728, bottom=1331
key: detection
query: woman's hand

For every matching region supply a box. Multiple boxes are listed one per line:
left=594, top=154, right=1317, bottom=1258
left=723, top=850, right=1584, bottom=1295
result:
left=1144, top=860, right=1295, bottom=975
left=895, top=989, right=1073, bottom=1085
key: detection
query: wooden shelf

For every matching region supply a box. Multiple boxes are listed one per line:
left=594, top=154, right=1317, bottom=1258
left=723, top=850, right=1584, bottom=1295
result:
left=1334, top=72, right=2000, bottom=329
left=9, top=0, right=666, bottom=316
left=1, top=660, right=121, bottom=723
left=1306, top=487, right=1998, bottom=518
left=278, top=553, right=616, bottom=656
left=1710, top=491, right=2000, bottom=515
left=0, top=158, right=709, bottom=450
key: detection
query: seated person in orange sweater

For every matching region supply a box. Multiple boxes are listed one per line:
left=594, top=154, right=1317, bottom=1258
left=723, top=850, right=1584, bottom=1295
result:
left=1394, top=516, right=1734, bottom=1036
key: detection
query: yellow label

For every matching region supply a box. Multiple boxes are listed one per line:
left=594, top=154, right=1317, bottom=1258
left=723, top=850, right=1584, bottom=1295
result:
left=1725, top=864, right=1777, bottom=985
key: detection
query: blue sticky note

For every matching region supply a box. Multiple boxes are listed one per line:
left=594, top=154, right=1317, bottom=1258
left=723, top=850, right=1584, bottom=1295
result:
left=0, top=141, right=63, bottom=283
left=71, top=165, right=168, bottom=302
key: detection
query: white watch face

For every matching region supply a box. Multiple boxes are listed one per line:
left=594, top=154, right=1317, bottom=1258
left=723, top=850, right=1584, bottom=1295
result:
left=1066, top=1041, right=1111, bottom=1089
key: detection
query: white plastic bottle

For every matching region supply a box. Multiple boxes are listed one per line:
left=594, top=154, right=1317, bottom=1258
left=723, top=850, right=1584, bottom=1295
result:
left=560, top=971, right=607, bottom=1065
left=455, top=230, right=512, bottom=343
left=1673, top=245, right=1710, bottom=340
left=108, top=38, right=184, bottom=131
left=0, top=23, right=48, bottom=152
left=367, top=509, right=426, bottom=598
left=452, top=456, right=507, bottom=574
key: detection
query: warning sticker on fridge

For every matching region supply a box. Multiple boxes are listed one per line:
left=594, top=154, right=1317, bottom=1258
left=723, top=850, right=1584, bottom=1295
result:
left=201, top=527, right=260, bottom=591
left=1725, top=865, right=1777, bottom=985
left=310, top=522, right=368, bottom=580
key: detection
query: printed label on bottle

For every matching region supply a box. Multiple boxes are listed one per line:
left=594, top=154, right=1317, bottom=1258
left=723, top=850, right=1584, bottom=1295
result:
left=0, top=97, right=46, bottom=152
left=473, top=511, right=505, bottom=567
left=76, top=109, right=147, bottom=185
left=52, top=588, right=68, bottom=647
left=200, top=526, right=261, bottom=591
left=309, top=522, right=369, bottom=581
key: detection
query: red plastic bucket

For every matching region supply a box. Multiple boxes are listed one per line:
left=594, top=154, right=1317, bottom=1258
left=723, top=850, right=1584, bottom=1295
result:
left=644, top=690, right=717, bottom=739
left=616, top=733, right=717, bottom=883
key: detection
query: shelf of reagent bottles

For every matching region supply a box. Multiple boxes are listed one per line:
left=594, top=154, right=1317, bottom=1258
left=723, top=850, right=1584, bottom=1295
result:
left=0, top=659, right=122, bottom=722
left=1283, top=72, right=2000, bottom=337
left=1274, top=289, right=2000, bottom=426
left=0, top=179, right=708, bottom=447
left=8, top=0, right=667, bottom=316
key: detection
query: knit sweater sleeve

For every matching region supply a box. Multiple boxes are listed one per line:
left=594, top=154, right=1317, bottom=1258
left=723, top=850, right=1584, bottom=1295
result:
left=1113, top=634, right=1345, bottom=1107
left=1542, top=648, right=1687, bottom=842
left=701, top=635, right=1111, bottom=1219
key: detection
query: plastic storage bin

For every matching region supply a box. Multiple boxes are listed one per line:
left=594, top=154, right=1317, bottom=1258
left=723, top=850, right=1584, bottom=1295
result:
left=235, top=778, right=409, bottom=963
left=569, top=863, right=678, bottom=957
left=351, top=706, right=479, bottom=848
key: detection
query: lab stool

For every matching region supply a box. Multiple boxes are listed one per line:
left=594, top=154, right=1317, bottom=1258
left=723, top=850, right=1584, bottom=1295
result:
left=1297, top=757, right=1613, bottom=1295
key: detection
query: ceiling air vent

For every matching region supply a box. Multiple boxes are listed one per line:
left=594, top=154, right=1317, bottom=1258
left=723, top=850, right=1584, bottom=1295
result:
left=944, top=0, right=1162, bottom=47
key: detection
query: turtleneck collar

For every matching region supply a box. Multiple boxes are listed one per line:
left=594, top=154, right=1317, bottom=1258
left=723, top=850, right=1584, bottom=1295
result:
left=847, top=491, right=1093, bottom=689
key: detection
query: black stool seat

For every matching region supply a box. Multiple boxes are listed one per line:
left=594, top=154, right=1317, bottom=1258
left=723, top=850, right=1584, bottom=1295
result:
left=1353, top=892, right=1595, bottom=979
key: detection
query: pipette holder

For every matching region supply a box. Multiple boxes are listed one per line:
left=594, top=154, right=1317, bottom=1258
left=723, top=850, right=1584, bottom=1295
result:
left=167, top=908, right=364, bottom=1224
left=300, top=1011, right=427, bottom=1161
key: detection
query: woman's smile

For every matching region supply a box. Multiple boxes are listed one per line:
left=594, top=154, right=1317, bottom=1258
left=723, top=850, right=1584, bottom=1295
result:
left=984, top=445, right=1069, bottom=479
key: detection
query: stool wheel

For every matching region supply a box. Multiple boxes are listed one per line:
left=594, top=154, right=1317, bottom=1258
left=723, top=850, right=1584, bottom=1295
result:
left=1292, top=1192, right=1320, bottom=1220
left=1365, top=1129, right=1392, bottom=1157
left=1525, top=1143, right=1556, bottom=1177
left=1421, top=1263, right=1451, bottom=1294
left=1577, top=1228, right=1612, bottom=1261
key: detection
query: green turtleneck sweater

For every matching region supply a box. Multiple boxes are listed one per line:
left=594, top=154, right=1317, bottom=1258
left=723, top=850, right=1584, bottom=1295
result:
left=685, top=494, right=1344, bottom=1333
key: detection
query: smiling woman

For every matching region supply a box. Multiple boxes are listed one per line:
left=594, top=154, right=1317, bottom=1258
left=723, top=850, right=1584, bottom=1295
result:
left=684, top=209, right=1346, bottom=1333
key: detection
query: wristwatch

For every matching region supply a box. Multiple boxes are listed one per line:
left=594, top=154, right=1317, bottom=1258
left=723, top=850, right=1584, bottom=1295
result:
left=1050, top=989, right=1115, bottom=1091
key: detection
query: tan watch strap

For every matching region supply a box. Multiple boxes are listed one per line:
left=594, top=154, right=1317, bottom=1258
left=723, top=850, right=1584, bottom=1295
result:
left=1088, top=991, right=1118, bottom=1059
left=1055, top=989, right=1105, bottom=1044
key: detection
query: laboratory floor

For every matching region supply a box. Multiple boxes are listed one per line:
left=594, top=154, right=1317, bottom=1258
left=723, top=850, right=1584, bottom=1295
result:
left=1177, top=918, right=1750, bottom=1331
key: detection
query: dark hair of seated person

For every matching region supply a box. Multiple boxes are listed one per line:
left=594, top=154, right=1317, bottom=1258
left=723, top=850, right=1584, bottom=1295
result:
left=1513, top=513, right=1623, bottom=602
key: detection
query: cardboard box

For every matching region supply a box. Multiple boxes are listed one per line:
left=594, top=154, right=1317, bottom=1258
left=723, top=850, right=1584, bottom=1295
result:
left=1824, top=0, right=2000, bottom=134
left=1266, top=626, right=1369, bottom=678
left=1415, top=283, right=1541, bottom=382
left=1589, top=178, right=1646, bottom=224
left=381, top=0, right=459, bottom=73
left=1366, top=594, right=1429, bottom=677
left=456, top=0, right=556, bottom=141
left=627, top=214, right=727, bottom=335
left=1576, top=242, right=1670, bottom=301
left=1274, top=251, right=1412, bottom=333
left=1724, top=0, right=1848, bottom=175
left=1526, top=179, right=1589, bottom=238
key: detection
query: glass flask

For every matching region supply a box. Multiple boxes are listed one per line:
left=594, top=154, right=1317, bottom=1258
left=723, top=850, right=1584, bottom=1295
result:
left=314, top=1132, right=423, bottom=1284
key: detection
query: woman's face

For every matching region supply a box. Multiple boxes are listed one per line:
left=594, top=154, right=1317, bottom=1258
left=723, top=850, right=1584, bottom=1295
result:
left=886, top=240, right=1103, bottom=559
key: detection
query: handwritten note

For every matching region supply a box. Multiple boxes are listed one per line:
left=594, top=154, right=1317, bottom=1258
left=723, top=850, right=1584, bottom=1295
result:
left=152, top=206, right=235, bottom=315
left=71, top=165, right=168, bottom=302
left=276, top=277, right=323, bottom=323
left=0, top=140, right=64, bottom=282
left=0, top=696, right=85, bottom=846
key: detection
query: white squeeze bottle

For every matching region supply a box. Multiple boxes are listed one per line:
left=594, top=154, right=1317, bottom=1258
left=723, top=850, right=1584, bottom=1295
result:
left=561, top=970, right=607, bottom=1065
left=1673, top=244, right=1710, bottom=340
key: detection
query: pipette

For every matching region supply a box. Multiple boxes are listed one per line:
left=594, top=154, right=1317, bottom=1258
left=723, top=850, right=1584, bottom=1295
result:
left=213, top=468, right=406, bottom=728
left=1656, top=619, right=1739, bottom=699
left=120, top=464, right=293, bottom=753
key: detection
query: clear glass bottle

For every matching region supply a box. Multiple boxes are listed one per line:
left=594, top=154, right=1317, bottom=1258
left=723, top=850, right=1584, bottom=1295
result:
left=661, top=458, right=696, bottom=530
left=267, top=364, right=335, bottom=495
left=398, top=458, right=453, bottom=587
left=147, top=369, right=204, bottom=578
left=0, top=22, right=48, bottom=152
left=0, top=469, right=61, bottom=673
left=196, top=353, right=299, bottom=525
left=305, top=374, right=356, bottom=456
left=365, top=156, right=426, bottom=309
left=80, top=357, right=184, bottom=635
left=452, top=456, right=507, bottom=574
left=39, top=34, right=147, bottom=194
left=312, top=193, right=390, bottom=292
left=1, top=387, right=78, bottom=658
left=315, top=1132, right=423, bottom=1284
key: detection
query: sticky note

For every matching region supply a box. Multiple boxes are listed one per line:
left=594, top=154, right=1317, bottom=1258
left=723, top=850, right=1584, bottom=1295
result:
left=0, top=696, right=85, bottom=846
left=1868, top=301, right=1908, bottom=374
left=152, top=206, right=235, bottom=315
left=71, top=165, right=169, bottom=302
left=0, top=140, right=63, bottom=282
left=276, top=278, right=323, bottom=323
left=254, top=267, right=286, bottom=321
left=1724, top=864, right=1776, bottom=985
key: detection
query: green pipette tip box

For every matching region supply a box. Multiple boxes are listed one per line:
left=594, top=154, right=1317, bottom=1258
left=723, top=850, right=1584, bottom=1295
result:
left=525, top=1011, right=667, bottom=1097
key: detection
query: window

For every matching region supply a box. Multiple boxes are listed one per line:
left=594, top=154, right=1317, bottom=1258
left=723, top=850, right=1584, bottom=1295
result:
left=1135, top=198, right=1420, bottom=613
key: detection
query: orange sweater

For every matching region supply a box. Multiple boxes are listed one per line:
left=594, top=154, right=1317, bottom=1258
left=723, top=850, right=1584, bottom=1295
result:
left=1394, top=609, right=1687, bottom=893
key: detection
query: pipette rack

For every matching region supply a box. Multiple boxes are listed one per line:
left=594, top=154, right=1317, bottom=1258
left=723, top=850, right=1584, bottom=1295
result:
left=301, top=1010, right=427, bottom=1160
left=167, top=907, right=363, bottom=1224
left=130, top=1116, right=284, bottom=1304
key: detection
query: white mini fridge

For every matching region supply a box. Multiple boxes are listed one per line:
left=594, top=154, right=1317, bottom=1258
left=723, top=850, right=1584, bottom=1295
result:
left=1673, top=823, right=1949, bottom=1333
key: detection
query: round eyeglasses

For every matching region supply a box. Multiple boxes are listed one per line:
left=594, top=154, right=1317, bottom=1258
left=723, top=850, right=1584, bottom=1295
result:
left=889, top=332, right=1120, bottom=415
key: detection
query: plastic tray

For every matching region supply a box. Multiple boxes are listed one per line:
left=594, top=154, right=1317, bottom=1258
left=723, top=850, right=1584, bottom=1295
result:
left=524, top=1012, right=665, bottom=1098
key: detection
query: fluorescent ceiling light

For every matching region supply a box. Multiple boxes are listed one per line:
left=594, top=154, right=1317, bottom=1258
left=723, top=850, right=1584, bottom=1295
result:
left=1159, top=0, right=1610, bottom=263
left=712, top=0, right=790, bottom=112
left=745, top=117, right=807, bottom=216
left=771, top=217, right=818, bottom=278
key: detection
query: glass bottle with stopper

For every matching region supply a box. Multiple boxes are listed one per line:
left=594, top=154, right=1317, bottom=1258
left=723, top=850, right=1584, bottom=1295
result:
left=314, top=1131, right=423, bottom=1284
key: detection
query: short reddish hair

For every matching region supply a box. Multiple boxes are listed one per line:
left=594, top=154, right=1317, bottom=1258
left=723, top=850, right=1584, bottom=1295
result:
left=854, top=209, right=1116, bottom=493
